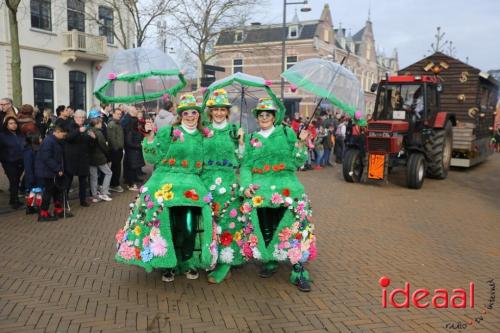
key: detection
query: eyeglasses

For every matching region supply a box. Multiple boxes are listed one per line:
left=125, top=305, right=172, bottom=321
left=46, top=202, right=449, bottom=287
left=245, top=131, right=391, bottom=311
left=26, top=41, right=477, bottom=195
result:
left=182, top=110, right=199, bottom=117
left=257, top=112, right=274, bottom=119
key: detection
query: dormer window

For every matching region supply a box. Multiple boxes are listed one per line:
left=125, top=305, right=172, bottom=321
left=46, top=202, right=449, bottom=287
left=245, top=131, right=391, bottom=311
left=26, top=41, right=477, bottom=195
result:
left=234, top=30, right=243, bottom=43
left=289, top=25, right=299, bottom=39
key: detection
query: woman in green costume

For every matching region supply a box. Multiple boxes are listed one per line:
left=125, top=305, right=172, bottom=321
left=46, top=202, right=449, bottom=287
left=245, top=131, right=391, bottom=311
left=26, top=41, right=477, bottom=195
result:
left=201, top=89, right=246, bottom=284
left=240, top=98, right=316, bottom=292
left=115, top=94, right=217, bottom=282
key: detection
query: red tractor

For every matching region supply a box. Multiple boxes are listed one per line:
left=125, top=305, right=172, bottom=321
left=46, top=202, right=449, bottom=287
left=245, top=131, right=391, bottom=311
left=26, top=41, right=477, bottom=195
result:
left=343, top=75, right=456, bottom=189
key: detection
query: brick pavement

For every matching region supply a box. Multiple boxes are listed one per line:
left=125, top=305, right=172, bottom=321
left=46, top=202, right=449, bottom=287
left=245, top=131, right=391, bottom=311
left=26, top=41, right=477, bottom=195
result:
left=0, top=155, right=499, bottom=332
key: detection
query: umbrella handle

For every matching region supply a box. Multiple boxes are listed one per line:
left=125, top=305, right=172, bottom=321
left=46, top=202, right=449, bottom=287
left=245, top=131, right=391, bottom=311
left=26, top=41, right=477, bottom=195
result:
left=301, top=97, right=323, bottom=137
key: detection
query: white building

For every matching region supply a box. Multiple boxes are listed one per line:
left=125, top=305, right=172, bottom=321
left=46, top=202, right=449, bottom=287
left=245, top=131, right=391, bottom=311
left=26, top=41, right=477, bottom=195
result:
left=0, top=0, right=135, bottom=112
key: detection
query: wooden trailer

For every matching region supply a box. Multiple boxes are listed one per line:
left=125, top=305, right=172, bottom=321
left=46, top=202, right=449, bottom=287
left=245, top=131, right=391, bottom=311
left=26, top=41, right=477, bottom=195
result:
left=399, top=52, right=498, bottom=167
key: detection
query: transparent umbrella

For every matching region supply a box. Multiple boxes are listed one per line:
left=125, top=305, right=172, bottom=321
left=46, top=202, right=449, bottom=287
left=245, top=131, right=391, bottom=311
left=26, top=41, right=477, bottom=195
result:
left=94, top=47, right=186, bottom=104
left=201, top=72, right=285, bottom=133
left=281, top=58, right=366, bottom=125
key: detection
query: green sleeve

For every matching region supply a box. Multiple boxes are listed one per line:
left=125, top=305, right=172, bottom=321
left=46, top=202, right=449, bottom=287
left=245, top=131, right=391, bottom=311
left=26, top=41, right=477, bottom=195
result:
left=239, top=136, right=253, bottom=194
left=142, top=125, right=172, bottom=165
left=284, top=126, right=308, bottom=168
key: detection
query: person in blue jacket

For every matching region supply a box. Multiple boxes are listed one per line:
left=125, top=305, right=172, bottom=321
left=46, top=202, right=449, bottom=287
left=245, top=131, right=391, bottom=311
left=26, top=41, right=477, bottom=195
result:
left=0, top=116, right=25, bottom=209
left=23, top=132, right=43, bottom=214
left=35, top=125, right=68, bottom=222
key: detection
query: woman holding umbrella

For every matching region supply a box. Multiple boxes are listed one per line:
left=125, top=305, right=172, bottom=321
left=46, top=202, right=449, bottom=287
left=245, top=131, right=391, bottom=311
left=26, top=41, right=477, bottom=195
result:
left=115, top=94, right=217, bottom=282
left=240, top=98, right=316, bottom=292
left=201, top=89, right=245, bottom=284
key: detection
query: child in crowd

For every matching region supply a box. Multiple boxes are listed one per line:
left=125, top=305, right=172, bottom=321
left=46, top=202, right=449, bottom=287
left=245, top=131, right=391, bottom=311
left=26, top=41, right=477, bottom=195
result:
left=24, top=132, right=43, bottom=215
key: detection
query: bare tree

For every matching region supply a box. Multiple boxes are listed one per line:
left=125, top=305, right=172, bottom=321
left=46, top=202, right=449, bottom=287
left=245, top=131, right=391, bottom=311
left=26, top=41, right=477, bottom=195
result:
left=428, top=26, right=449, bottom=54
left=83, top=0, right=177, bottom=49
left=171, top=0, right=261, bottom=77
left=5, top=0, right=22, bottom=105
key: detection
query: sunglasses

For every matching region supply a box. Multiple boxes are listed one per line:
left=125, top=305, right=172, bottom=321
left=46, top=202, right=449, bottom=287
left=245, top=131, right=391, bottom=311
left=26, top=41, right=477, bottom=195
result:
left=182, top=110, right=199, bottom=117
left=257, top=112, right=274, bottom=119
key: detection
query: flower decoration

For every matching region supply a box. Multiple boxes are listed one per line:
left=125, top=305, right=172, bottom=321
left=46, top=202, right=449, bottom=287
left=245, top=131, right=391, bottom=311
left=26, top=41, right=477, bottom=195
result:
left=107, top=72, right=117, bottom=80
left=150, top=235, right=167, bottom=256
left=118, top=242, right=135, bottom=260
left=271, top=193, right=284, bottom=205
left=141, top=247, right=153, bottom=262
left=240, top=202, right=252, bottom=214
left=264, top=79, right=273, bottom=86
left=184, top=189, right=199, bottom=201
left=195, top=161, right=203, bottom=168
left=250, top=138, right=262, bottom=148
left=162, top=183, right=173, bottom=192
left=220, top=231, right=233, bottom=246
left=181, top=160, right=188, bottom=167
left=282, top=188, right=291, bottom=197
left=229, top=209, right=238, bottom=218
left=220, top=247, right=235, bottom=263
left=290, top=84, right=298, bottom=93
left=134, top=225, right=142, bottom=236
left=168, top=158, right=176, bottom=165
left=172, top=129, right=184, bottom=142
left=202, top=127, right=214, bottom=138
left=252, top=196, right=264, bottom=207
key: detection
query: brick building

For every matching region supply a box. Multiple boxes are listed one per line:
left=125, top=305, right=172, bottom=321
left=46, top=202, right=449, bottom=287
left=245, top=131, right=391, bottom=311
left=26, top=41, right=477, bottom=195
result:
left=213, top=4, right=398, bottom=118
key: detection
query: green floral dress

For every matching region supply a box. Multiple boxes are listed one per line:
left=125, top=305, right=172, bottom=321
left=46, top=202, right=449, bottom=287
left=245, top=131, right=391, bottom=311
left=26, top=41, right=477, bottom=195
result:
left=115, top=125, right=217, bottom=272
left=200, top=124, right=245, bottom=282
left=239, top=125, right=317, bottom=276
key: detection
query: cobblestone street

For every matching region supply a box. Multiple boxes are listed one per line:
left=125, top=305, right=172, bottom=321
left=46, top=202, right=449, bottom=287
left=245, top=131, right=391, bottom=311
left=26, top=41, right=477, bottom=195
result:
left=0, top=156, right=499, bottom=333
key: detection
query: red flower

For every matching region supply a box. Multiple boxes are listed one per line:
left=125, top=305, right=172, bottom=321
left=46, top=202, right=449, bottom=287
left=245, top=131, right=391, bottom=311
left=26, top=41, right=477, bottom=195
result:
left=135, top=247, right=141, bottom=260
left=195, top=161, right=202, bottom=168
left=212, top=202, right=220, bottom=216
left=272, top=165, right=280, bottom=172
left=181, top=160, right=188, bottom=167
left=257, top=168, right=263, bottom=174
left=263, top=164, right=271, bottom=172
left=168, top=158, right=176, bottom=165
left=192, top=193, right=199, bottom=201
left=220, top=231, right=233, bottom=246
left=279, top=163, right=285, bottom=170
left=184, top=190, right=193, bottom=199
left=295, top=233, right=302, bottom=240
left=282, top=188, right=291, bottom=197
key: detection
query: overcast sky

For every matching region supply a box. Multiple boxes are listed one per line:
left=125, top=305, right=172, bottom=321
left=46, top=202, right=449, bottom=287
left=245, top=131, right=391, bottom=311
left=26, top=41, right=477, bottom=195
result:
left=253, top=0, right=500, bottom=71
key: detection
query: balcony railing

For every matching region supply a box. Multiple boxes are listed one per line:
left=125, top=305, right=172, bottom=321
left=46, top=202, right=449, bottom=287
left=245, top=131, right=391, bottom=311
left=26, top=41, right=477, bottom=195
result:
left=62, top=30, right=108, bottom=60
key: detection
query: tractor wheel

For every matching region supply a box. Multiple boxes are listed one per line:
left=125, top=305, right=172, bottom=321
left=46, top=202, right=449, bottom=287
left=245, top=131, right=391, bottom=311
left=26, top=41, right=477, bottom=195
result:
left=343, top=149, right=363, bottom=183
left=426, top=121, right=453, bottom=179
left=407, top=153, right=425, bottom=189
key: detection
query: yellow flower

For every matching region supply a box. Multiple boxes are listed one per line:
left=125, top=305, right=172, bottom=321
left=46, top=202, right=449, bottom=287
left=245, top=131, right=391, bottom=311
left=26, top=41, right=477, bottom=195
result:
left=234, top=231, right=242, bottom=241
left=252, top=196, right=264, bottom=207
left=154, top=190, right=163, bottom=199
left=163, top=191, right=174, bottom=201
left=134, top=225, right=141, bottom=236
left=219, top=89, right=227, bottom=94
left=207, top=100, right=215, bottom=106
left=162, top=183, right=173, bottom=192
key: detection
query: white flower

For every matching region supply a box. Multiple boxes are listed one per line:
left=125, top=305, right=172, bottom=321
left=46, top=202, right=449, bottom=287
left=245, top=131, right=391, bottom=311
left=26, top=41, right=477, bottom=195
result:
left=285, top=197, right=293, bottom=205
left=209, top=185, right=216, bottom=191
left=216, top=226, right=222, bottom=234
left=273, top=246, right=288, bottom=261
left=215, top=177, right=222, bottom=185
left=252, top=247, right=261, bottom=259
left=150, top=227, right=160, bottom=238
left=302, top=230, right=309, bottom=239
left=156, top=196, right=163, bottom=204
left=270, top=185, right=276, bottom=190
left=220, top=247, right=235, bottom=263
left=134, top=239, right=140, bottom=247
left=219, top=187, right=226, bottom=194
left=140, top=186, right=148, bottom=193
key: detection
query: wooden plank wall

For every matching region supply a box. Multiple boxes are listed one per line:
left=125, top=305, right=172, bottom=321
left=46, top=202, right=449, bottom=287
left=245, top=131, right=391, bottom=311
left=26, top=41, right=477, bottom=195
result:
left=399, top=52, right=496, bottom=138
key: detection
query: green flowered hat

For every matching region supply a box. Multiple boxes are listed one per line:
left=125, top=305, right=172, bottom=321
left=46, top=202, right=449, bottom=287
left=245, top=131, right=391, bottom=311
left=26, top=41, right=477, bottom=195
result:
left=252, top=97, right=277, bottom=117
left=177, top=94, right=202, bottom=113
left=206, top=89, right=232, bottom=108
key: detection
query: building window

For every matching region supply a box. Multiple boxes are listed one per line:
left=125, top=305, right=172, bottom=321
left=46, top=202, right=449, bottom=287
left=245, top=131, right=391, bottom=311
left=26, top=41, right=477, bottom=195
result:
left=289, top=26, right=298, bottom=39
left=67, top=0, right=85, bottom=32
left=99, top=6, right=114, bottom=44
left=33, top=66, right=54, bottom=112
left=233, top=59, right=243, bottom=73
left=69, top=71, right=86, bottom=110
left=31, top=0, right=52, bottom=31
left=286, top=56, right=297, bottom=70
left=234, top=31, right=243, bottom=43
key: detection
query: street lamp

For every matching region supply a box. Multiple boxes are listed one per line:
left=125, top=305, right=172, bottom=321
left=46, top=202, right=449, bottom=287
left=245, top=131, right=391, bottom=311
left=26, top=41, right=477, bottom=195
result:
left=281, top=0, right=311, bottom=101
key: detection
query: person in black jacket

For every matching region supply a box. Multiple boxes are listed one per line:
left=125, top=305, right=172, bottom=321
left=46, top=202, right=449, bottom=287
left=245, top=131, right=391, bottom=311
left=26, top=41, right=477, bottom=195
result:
left=123, top=106, right=145, bottom=191
left=24, top=132, right=43, bottom=214
left=0, top=117, right=25, bottom=209
left=65, top=110, right=93, bottom=207
left=35, top=125, right=68, bottom=222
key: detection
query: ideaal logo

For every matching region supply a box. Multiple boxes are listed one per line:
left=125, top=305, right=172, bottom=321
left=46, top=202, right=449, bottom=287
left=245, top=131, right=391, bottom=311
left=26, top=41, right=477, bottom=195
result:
left=379, top=276, right=474, bottom=308
left=379, top=277, right=496, bottom=330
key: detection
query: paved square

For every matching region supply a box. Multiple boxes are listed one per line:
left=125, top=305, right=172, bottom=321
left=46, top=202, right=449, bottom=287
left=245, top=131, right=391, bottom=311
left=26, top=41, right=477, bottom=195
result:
left=1, top=156, right=499, bottom=332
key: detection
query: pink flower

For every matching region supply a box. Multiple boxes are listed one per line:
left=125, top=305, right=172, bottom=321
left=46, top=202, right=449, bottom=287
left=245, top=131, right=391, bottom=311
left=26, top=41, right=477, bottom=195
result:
left=236, top=240, right=243, bottom=247
left=243, top=225, right=253, bottom=235
left=115, top=229, right=125, bottom=243
left=162, top=93, right=170, bottom=102
left=240, top=202, right=252, bottom=214
left=290, top=84, right=298, bottom=92
left=271, top=193, right=284, bottom=205
left=250, top=138, right=262, bottom=148
left=118, top=242, right=135, bottom=260
left=242, top=243, right=253, bottom=258
left=173, top=129, right=184, bottom=142
left=279, top=241, right=290, bottom=249
left=202, top=127, right=213, bottom=138
left=249, top=235, right=258, bottom=247
left=287, top=247, right=302, bottom=265
left=309, top=241, right=317, bottom=261
left=278, top=227, right=292, bottom=242
left=146, top=201, right=154, bottom=209
left=107, top=72, right=117, bottom=80
left=150, top=236, right=167, bottom=256
left=229, top=209, right=237, bottom=218
left=264, top=79, right=272, bottom=86
left=142, top=236, right=150, bottom=247
left=229, top=222, right=235, bottom=229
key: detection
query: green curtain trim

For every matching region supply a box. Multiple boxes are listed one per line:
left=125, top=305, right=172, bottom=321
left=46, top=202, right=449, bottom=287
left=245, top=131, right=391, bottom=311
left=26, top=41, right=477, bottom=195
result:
left=200, top=76, right=286, bottom=125
left=94, top=72, right=187, bottom=104
left=282, top=71, right=367, bottom=126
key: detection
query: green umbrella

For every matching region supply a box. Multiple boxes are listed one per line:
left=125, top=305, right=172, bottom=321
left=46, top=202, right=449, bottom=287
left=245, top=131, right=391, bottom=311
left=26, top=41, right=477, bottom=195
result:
left=281, top=58, right=366, bottom=125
